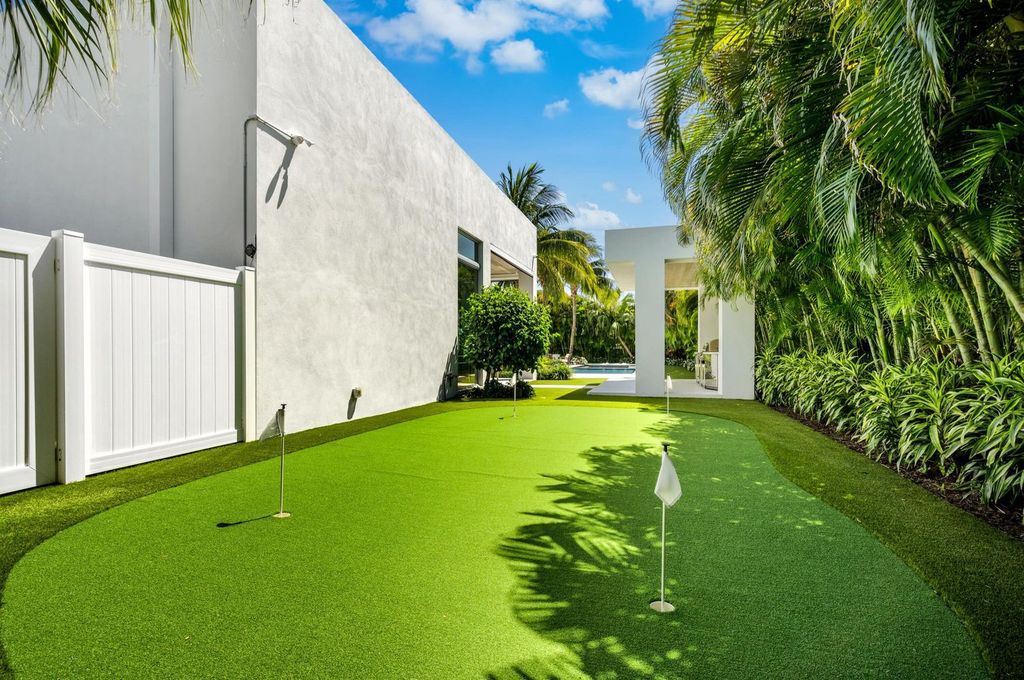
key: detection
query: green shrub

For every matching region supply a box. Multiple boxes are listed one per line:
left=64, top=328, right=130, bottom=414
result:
left=757, top=351, right=1024, bottom=510
left=949, top=356, right=1024, bottom=505
left=666, top=356, right=696, bottom=371
left=461, top=380, right=536, bottom=400
left=460, top=286, right=550, bottom=382
left=537, top=356, right=572, bottom=380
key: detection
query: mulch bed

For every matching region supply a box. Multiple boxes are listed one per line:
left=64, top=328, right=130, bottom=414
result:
left=773, top=406, right=1024, bottom=542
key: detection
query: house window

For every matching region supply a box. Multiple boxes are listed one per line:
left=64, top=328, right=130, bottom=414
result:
left=457, top=231, right=482, bottom=385
left=458, top=232, right=479, bottom=262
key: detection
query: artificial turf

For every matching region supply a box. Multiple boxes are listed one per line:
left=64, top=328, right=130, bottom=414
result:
left=2, top=406, right=985, bottom=678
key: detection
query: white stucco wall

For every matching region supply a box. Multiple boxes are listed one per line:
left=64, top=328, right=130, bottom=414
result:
left=0, top=26, right=172, bottom=253
left=251, top=1, right=536, bottom=432
left=171, top=4, right=257, bottom=268
left=718, top=296, right=757, bottom=399
left=0, top=7, right=255, bottom=267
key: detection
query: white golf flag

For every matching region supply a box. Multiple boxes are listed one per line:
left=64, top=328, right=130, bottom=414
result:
left=260, top=407, right=285, bottom=441
left=665, top=375, right=673, bottom=392
left=655, top=451, right=682, bottom=507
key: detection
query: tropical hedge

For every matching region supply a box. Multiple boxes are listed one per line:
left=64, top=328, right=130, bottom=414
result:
left=757, top=351, right=1024, bottom=512
left=643, top=1, right=1023, bottom=365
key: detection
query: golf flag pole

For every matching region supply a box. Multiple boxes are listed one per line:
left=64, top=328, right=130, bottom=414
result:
left=665, top=375, right=673, bottom=414
left=651, top=441, right=682, bottom=613
left=513, top=372, right=517, bottom=418
left=276, top=404, right=288, bottom=518
left=261, top=404, right=290, bottom=519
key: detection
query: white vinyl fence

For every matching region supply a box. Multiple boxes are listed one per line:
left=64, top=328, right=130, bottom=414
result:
left=0, top=228, right=255, bottom=495
left=83, top=245, right=245, bottom=474
left=0, top=229, right=55, bottom=495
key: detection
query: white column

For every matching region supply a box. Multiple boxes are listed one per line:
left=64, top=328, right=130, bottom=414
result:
left=518, top=267, right=537, bottom=380
left=480, top=241, right=492, bottom=287
left=719, top=295, right=756, bottom=399
left=635, top=257, right=665, bottom=396
left=237, top=266, right=258, bottom=441
left=518, top=268, right=536, bottom=299
left=53, top=230, right=86, bottom=483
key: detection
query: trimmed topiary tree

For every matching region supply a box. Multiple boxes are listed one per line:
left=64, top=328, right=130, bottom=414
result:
left=461, top=285, right=550, bottom=386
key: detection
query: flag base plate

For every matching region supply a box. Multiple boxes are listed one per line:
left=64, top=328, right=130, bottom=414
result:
left=273, top=512, right=291, bottom=519
left=649, top=600, right=675, bottom=613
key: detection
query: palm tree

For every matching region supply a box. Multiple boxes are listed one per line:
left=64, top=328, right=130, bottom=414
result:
left=641, top=0, right=1024, bottom=363
left=567, top=254, right=613, bottom=359
left=3, top=1, right=205, bottom=112
left=498, top=162, right=601, bottom=359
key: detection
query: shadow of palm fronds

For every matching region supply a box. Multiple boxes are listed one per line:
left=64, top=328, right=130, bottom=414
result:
left=491, top=444, right=716, bottom=679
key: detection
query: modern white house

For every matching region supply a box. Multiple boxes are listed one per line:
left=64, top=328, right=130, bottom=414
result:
left=0, top=1, right=536, bottom=494
left=601, top=226, right=756, bottom=399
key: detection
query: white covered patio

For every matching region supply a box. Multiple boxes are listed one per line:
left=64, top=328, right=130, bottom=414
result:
left=598, top=226, right=756, bottom=399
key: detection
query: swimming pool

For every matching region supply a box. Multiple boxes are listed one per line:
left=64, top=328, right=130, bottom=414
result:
left=571, top=363, right=636, bottom=375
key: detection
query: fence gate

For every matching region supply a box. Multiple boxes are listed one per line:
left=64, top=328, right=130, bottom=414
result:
left=0, top=229, right=56, bottom=495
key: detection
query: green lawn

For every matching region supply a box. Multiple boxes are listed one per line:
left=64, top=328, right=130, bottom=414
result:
left=666, top=365, right=696, bottom=380
left=1, top=405, right=987, bottom=678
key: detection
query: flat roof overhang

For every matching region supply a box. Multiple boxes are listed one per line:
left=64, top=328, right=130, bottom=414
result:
left=605, top=225, right=698, bottom=291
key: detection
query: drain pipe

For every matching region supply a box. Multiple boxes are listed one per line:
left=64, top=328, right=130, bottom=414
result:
left=242, top=115, right=312, bottom=265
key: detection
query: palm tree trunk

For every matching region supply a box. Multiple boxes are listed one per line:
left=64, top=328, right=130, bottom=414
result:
left=890, top=314, right=904, bottom=366
left=950, top=224, right=1024, bottom=326
left=866, top=335, right=878, bottom=365
left=928, top=225, right=989, bottom=362
left=617, top=335, right=635, bottom=361
left=913, top=238, right=972, bottom=363
left=568, top=287, right=579, bottom=359
left=952, top=265, right=991, bottom=362
left=870, top=297, right=891, bottom=366
left=903, top=308, right=918, bottom=362
left=937, top=288, right=973, bottom=364
left=965, top=257, right=1004, bottom=357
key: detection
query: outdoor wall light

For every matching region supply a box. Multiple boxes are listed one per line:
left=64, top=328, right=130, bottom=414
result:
left=351, top=387, right=363, bottom=399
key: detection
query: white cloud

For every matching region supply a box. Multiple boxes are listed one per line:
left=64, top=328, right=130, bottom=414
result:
left=601, top=181, right=617, bottom=192
left=365, top=0, right=607, bottom=71
left=625, top=188, right=643, bottom=204
left=574, top=202, right=622, bottom=229
left=530, top=0, right=607, bottom=20
left=367, top=0, right=526, bottom=62
left=631, top=0, right=677, bottom=19
left=580, top=39, right=630, bottom=60
left=465, top=53, right=485, bottom=74
left=579, top=61, right=649, bottom=109
left=543, top=98, right=570, bottom=118
left=492, top=38, right=545, bottom=72
left=627, top=117, right=645, bottom=130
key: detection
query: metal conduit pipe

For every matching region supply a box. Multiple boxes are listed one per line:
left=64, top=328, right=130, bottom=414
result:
left=242, top=115, right=312, bottom=265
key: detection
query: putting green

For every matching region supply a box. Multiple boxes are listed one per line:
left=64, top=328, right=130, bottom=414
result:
left=2, top=406, right=985, bottom=678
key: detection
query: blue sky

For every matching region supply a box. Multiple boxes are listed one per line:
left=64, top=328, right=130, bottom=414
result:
left=327, top=0, right=678, bottom=244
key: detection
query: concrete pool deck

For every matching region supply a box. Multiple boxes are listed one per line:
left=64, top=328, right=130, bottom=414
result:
left=589, top=376, right=725, bottom=398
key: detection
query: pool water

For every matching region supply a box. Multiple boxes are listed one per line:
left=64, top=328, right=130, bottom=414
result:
left=571, top=363, right=636, bottom=375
